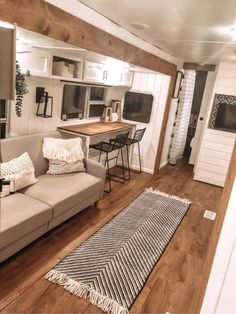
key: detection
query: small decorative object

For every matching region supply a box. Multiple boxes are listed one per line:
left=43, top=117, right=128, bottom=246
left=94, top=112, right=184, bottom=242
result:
left=36, top=87, right=53, bottom=118
left=111, top=112, right=118, bottom=122
left=173, top=70, right=184, bottom=98
left=102, top=107, right=113, bottom=123
left=52, top=56, right=75, bottom=78
left=111, top=99, right=122, bottom=121
left=15, top=60, right=30, bottom=117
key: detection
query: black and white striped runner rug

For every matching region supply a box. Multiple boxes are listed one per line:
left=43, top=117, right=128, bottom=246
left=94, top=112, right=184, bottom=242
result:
left=45, top=188, right=191, bottom=314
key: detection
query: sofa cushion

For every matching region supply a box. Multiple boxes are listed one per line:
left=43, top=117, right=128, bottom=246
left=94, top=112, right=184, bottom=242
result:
left=0, top=193, right=52, bottom=250
left=23, top=172, right=103, bottom=218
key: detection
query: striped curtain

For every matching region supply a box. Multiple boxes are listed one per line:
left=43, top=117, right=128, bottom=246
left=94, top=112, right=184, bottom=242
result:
left=169, top=70, right=196, bottom=164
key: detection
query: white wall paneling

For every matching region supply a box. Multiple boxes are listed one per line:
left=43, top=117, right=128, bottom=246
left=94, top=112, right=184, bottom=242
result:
left=201, top=179, right=236, bottom=314
left=122, top=72, right=170, bottom=174
left=9, top=70, right=170, bottom=175
left=9, top=76, right=126, bottom=137
left=194, top=63, right=236, bottom=187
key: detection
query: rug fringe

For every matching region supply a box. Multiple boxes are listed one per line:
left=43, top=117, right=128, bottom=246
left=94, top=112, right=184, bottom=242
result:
left=45, top=270, right=128, bottom=314
left=145, top=188, right=192, bottom=205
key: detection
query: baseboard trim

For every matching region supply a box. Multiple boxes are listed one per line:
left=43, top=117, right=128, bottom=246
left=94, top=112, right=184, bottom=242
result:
left=129, top=164, right=154, bottom=174
left=160, top=160, right=168, bottom=169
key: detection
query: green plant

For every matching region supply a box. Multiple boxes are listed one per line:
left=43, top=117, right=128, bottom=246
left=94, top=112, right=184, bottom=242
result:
left=15, top=60, right=30, bottom=117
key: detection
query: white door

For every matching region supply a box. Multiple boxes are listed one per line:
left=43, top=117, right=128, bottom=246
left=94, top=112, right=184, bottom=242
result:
left=189, top=71, right=216, bottom=165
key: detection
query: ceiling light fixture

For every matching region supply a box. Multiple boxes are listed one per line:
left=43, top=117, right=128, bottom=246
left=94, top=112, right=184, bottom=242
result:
left=129, top=23, right=150, bottom=30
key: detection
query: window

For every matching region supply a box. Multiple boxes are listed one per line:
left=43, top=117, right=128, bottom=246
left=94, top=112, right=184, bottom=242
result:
left=123, top=91, right=153, bottom=123
left=62, top=85, right=87, bottom=119
left=88, top=104, right=105, bottom=118
left=89, top=86, right=105, bottom=101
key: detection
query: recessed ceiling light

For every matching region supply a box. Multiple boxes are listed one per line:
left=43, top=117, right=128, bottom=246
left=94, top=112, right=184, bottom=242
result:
left=129, top=23, right=150, bottom=30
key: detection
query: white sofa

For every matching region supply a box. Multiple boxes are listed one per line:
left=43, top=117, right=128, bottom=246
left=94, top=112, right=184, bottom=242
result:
left=0, top=131, right=106, bottom=263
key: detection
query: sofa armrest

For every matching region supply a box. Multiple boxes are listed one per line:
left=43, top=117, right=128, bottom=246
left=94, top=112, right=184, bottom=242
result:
left=84, top=158, right=106, bottom=196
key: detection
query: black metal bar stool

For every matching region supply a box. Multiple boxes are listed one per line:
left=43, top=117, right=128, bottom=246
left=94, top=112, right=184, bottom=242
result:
left=89, top=132, right=129, bottom=193
left=110, top=128, right=146, bottom=180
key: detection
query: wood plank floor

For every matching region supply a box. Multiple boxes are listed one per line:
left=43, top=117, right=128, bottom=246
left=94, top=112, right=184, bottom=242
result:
left=0, top=160, right=222, bottom=313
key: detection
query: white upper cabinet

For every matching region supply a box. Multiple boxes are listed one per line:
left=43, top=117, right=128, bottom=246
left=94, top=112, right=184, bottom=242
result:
left=17, top=47, right=51, bottom=77
left=119, top=70, right=134, bottom=87
left=16, top=46, right=133, bottom=86
left=83, top=61, right=106, bottom=83
left=105, top=67, right=134, bottom=87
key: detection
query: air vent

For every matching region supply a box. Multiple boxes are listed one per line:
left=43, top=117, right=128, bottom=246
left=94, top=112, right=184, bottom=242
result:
left=203, top=210, right=216, bottom=220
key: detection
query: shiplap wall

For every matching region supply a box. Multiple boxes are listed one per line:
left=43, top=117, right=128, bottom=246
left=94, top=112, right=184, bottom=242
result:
left=9, top=76, right=126, bottom=136
left=9, top=72, right=170, bottom=174
left=194, top=63, right=236, bottom=187
left=123, top=72, right=170, bottom=173
left=169, top=70, right=196, bottom=164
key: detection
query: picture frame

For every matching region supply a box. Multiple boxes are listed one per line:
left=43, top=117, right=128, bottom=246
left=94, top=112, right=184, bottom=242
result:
left=172, top=70, right=184, bottom=98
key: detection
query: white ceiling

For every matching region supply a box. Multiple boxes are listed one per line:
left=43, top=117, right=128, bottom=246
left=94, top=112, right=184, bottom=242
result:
left=80, top=0, right=236, bottom=64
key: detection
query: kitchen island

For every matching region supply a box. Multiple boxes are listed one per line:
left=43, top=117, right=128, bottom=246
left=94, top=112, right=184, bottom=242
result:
left=58, top=121, right=135, bottom=158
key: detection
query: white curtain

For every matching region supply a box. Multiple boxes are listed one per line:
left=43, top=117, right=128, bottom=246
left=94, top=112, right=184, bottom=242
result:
left=169, top=70, right=196, bottom=164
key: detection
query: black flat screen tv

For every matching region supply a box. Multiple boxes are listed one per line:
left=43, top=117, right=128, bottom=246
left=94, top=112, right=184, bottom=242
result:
left=209, top=94, right=236, bottom=133
left=123, top=91, right=153, bottom=123
left=214, top=103, right=236, bottom=132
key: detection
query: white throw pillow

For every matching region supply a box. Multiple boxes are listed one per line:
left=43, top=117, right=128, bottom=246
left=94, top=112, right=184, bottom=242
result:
left=43, top=137, right=85, bottom=175
left=0, top=152, right=38, bottom=197
left=47, top=160, right=85, bottom=175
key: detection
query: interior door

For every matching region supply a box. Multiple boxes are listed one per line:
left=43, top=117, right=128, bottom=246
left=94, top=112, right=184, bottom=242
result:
left=189, top=71, right=216, bottom=166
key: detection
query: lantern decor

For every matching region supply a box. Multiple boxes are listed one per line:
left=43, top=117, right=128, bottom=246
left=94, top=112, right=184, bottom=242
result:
left=36, top=87, right=53, bottom=118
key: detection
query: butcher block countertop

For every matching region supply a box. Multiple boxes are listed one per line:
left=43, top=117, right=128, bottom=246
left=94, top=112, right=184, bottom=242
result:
left=58, top=122, right=135, bottom=136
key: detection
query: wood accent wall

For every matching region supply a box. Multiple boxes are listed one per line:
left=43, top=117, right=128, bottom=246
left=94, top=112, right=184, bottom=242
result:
left=197, top=141, right=236, bottom=308
left=0, top=0, right=177, bottom=77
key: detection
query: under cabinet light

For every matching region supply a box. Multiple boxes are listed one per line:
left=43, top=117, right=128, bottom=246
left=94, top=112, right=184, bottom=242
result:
left=0, top=21, right=14, bottom=29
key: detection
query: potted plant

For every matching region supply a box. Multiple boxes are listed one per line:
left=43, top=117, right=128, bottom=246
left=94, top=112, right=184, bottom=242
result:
left=15, top=60, right=30, bottom=117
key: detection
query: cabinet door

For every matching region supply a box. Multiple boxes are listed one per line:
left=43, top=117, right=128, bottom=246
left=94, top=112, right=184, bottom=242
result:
left=17, top=47, right=51, bottom=77
left=83, top=61, right=105, bottom=83
left=0, top=26, right=15, bottom=100
left=119, top=71, right=134, bottom=87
